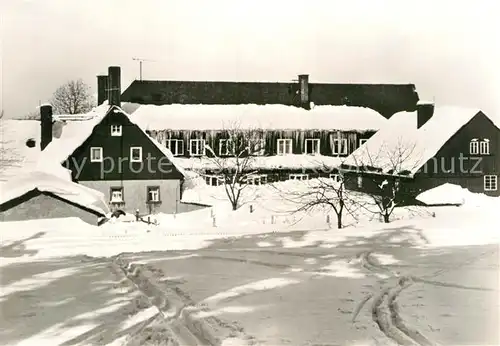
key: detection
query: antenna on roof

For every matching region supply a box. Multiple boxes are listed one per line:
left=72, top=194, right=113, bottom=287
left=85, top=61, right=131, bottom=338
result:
left=132, top=58, right=156, bottom=81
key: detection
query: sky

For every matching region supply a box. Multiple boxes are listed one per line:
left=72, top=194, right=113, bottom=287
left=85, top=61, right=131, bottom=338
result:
left=1, top=0, right=499, bottom=118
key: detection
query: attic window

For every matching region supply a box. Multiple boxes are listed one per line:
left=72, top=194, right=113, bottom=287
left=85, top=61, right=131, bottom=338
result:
left=26, top=138, right=36, bottom=148
left=130, top=147, right=143, bottom=162
left=90, top=147, right=103, bottom=162
left=111, top=125, right=122, bottom=136
left=469, top=139, right=479, bottom=155
left=480, top=140, right=490, bottom=155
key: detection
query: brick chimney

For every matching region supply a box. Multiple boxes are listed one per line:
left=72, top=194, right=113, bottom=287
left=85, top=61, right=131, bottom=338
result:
left=417, top=101, right=435, bottom=129
left=108, top=66, right=121, bottom=107
left=97, top=74, right=108, bottom=106
left=298, top=74, right=310, bottom=109
left=40, top=104, right=53, bottom=150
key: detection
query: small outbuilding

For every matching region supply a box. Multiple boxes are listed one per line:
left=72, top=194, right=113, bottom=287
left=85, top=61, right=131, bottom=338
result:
left=0, top=171, right=109, bottom=225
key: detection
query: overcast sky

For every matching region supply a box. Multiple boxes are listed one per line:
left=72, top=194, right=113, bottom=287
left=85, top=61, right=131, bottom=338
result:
left=1, top=0, right=499, bottom=118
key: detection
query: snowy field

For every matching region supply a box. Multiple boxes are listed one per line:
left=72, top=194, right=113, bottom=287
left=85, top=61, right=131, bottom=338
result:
left=1, top=181, right=499, bottom=345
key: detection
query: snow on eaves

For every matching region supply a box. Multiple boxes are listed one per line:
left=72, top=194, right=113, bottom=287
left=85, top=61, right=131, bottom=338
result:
left=175, top=155, right=343, bottom=171
left=131, top=104, right=387, bottom=131
left=342, top=106, right=483, bottom=176
left=0, top=171, right=109, bottom=216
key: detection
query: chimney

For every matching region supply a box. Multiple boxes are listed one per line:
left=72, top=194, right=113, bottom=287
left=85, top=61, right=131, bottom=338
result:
left=97, top=74, right=108, bottom=106
left=40, top=104, right=53, bottom=150
left=108, top=66, right=121, bottom=107
left=417, top=101, right=435, bottom=129
left=298, top=74, right=310, bottom=109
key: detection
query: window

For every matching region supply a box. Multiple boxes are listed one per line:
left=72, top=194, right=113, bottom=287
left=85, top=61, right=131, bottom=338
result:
left=359, top=139, right=368, bottom=147
left=110, top=187, right=124, bottom=203
left=357, top=176, right=363, bottom=188
left=470, top=139, right=479, bottom=155
left=484, top=175, right=498, bottom=191
left=130, top=147, right=143, bottom=162
left=289, top=173, right=309, bottom=181
left=277, top=139, right=293, bottom=155
left=147, top=186, right=161, bottom=203
left=90, top=147, right=103, bottom=162
left=252, top=138, right=266, bottom=156
left=205, top=175, right=224, bottom=186
left=330, top=174, right=341, bottom=183
left=333, top=139, right=348, bottom=155
left=480, top=139, right=490, bottom=155
left=304, top=139, right=320, bottom=155
left=219, top=139, right=234, bottom=156
left=111, top=125, right=122, bottom=136
left=246, top=174, right=268, bottom=185
left=190, top=139, right=206, bottom=156
left=166, top=139, right=184, bottom=156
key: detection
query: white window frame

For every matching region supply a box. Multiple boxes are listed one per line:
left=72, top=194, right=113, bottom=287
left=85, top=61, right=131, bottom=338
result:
left=246, top=174, right=268, bottom=185
left=330, top=174, right=341, bottom=183
left=469, top=139, right=479, bottom=155
left=289, top=173, right=309, bottom=181
left=110, top=125, right=122, bottom=136
left=277, top=139, right=293, bottom=155
left=480, top=140, right=490, bottom=155
left=359, top=138, right=368, bottom=146
left=130, top=147, right=143, bottom=162
left=147, top=186, right=161, bottom=202
left=252, top=138, right=266, bottom=156
left=219, top=139, right=234, bottom=156
left=90, top=147, right=103, bottom=162
left=484, top=175, right=498, bottom=191
left=357, top=176, right=363, bottom=188
left=304, top=138, right=320, bottom=155
left=166, top=139, right=184, bottom=156
left=332, top=138, right=348, bottom=155
left=110, top=187, right=124, bottom=203
left=205, top=174, right=224, bottom=186
left=189, top=139, right=206, bottom=156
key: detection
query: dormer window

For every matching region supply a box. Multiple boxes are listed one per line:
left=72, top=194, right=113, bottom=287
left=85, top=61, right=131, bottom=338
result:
left=480, top=139, right=490, bottom=155
left=111, top=125, right=122, bottom=136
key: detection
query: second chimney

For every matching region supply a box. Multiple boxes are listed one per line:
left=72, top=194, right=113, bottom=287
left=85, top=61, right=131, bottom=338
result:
left=40, top=104, right=53, bottom=150
left=417, top=101, right=435, bottom=129
left=97, top=74, right=108, bottom=106
left=108, top=66, right=121, bottom=107
left=298, top=74, right=310, bottom=109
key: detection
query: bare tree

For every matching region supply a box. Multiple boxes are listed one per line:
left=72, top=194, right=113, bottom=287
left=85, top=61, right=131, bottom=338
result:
left=50, top=79, right=95, bottom=114
left=204, top=122, right=266, bottom=210
left=13, top=109, right=40, bottom=120
left=273, top=170, right=363, bottom=229
left=345, top=138, right=422, bottom=223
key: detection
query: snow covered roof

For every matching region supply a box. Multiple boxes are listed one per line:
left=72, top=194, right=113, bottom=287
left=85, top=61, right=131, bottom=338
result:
left=0, top=119, right=41, bottom=181
left=175, top=155, right=343, bottom=171
left=0, top=103, right=112, bottom=182
left=39, top=105, right=188, bottom=178
left=342, top=106, right=489, bottom=176
left=130, top=104, right=387, bottom=131
left=0, top=171, right=109, bottom=216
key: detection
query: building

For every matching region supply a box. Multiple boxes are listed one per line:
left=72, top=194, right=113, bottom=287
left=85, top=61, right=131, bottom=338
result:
left=119, top=75, right=420, bottom=119
left=130, top=103, right=389, bottom=185
left=39, top=67, right=206, bottom=215
left=0, top=171, right=109, bottom=225
left=341, top=103, right=500, bottom=200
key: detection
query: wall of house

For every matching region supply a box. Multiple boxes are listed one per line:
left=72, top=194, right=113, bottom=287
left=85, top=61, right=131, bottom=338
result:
left=80, top=179, right=207, bottom=215
left=149, top=129, right=375, bottom=159
left=0, top=190, right=100, bottom=225
left=415, top=111, right=500, bottom=197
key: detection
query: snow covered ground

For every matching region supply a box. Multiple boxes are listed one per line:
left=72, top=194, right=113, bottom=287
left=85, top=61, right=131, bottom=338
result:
left=1, top=181, right=499, bottom=345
